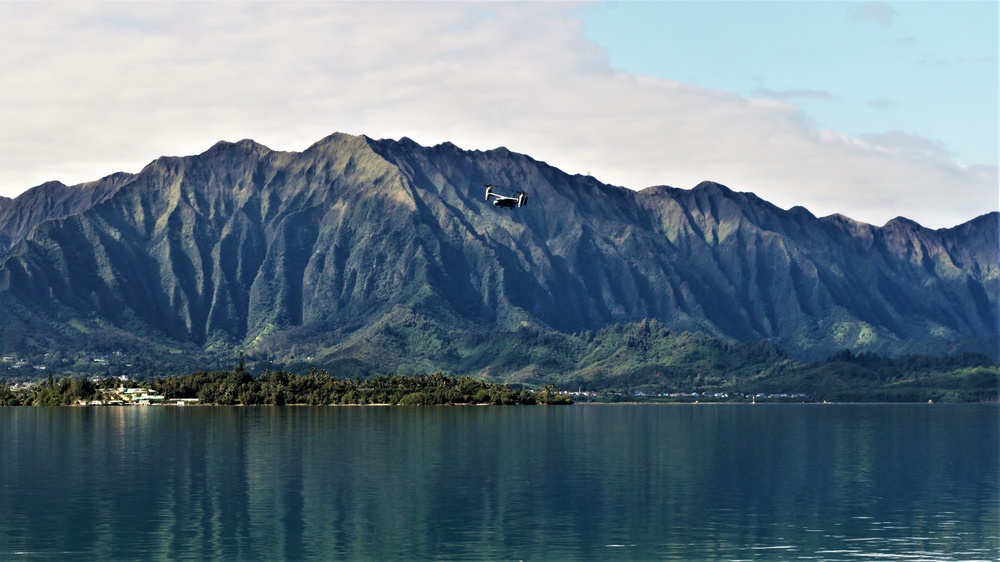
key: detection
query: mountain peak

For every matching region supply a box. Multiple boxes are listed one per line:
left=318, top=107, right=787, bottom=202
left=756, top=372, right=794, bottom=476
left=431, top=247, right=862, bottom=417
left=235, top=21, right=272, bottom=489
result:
left=821, top=213, right=868, bottom=226
left=304, top=131, right=374, bottom=154
left=882, top=216, right=924, bottom=231
left=204, top=138, right=273, bottom=157
left=787, top=206, right=816, bottom=219
left=692, top=180, right=733, bottom=193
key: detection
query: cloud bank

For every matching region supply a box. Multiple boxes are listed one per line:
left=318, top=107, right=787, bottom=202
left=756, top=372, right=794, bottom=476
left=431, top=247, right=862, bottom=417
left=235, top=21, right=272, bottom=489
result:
left=0, top=2, right=994, bottom=229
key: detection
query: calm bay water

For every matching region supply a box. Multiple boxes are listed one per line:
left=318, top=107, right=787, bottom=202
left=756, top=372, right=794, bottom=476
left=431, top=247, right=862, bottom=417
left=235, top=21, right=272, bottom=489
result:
left=0, top=404, right=996, bottom=561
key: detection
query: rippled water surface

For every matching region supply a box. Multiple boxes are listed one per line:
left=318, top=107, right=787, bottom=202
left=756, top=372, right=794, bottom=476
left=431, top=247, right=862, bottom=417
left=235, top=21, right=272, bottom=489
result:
left=1, top=404, right=996, bottom=560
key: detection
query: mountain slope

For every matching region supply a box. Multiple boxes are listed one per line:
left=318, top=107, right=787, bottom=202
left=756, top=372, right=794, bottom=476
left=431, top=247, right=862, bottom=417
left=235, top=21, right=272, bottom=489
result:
left=0, top=133, right=994, bottom=376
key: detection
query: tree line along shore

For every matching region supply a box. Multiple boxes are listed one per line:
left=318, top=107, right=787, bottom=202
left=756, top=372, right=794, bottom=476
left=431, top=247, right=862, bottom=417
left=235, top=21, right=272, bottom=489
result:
left=0, top=369, right=571, bottom=406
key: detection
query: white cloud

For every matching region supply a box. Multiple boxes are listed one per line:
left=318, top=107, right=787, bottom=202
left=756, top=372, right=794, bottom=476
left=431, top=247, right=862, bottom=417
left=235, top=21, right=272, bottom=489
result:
left=0, top=2, right=993, bottom=229
left=850, top=1, right=899, bottom=26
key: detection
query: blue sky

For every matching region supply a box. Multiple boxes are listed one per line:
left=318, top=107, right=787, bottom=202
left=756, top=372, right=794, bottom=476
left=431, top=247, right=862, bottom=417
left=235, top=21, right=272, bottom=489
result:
left=578, top=1, right=998, bottom=167
left=0, top=2, right=995, bottom=229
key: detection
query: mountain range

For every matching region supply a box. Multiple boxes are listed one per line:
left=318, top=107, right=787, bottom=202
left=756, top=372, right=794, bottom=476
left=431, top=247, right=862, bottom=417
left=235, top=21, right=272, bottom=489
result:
left=0, top=132, right=995, bottom=379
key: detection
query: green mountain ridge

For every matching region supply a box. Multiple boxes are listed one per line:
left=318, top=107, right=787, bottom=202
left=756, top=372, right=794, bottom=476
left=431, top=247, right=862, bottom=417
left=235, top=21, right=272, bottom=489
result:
left=0, top=132, right=995, bottom=383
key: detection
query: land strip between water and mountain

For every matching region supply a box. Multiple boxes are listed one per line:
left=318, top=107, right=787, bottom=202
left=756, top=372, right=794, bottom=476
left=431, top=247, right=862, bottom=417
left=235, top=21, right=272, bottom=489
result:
left=3, top=331, right=997, bottom=405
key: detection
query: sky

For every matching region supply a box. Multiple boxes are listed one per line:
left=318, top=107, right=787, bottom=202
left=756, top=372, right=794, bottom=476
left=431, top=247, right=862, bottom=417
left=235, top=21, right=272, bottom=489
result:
left=0, top=1, right=995, bottom=229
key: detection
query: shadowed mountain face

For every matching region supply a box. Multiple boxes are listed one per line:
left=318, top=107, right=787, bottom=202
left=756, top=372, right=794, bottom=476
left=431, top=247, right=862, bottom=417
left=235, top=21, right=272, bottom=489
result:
left=0, top=132, right=995, bottom=368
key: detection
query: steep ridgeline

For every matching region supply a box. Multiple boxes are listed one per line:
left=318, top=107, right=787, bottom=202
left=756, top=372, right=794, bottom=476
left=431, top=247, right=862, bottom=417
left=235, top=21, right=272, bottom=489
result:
left=0, top=133, right=994, bottom=371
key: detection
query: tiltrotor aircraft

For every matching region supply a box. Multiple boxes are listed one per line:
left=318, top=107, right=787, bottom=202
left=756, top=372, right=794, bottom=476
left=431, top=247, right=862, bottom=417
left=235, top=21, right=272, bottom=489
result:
left=484, top=184, right=528, bottom=209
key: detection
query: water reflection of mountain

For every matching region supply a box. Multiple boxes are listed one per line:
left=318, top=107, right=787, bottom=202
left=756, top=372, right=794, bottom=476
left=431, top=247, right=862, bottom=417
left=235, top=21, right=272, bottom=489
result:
left=0, top=406, right=995, bottom=559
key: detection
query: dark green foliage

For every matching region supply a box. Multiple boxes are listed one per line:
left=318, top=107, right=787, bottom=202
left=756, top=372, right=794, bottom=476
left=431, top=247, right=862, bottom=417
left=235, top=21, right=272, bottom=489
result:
left=3, top=370, right=559, bottom=406
left=148, top=370, right=554, bottom=406
left=10, top=375, right=118, bottom=406
left=784, top=351, right=1000, bottom=403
